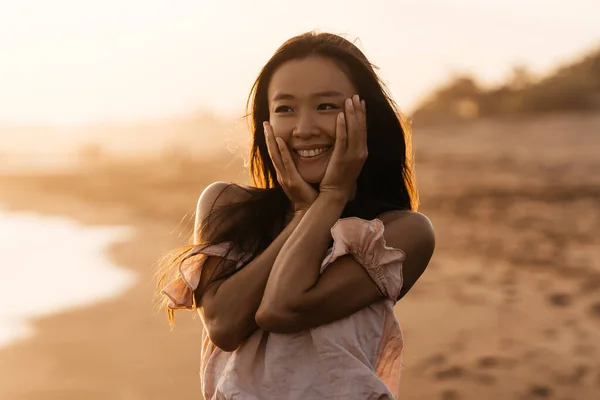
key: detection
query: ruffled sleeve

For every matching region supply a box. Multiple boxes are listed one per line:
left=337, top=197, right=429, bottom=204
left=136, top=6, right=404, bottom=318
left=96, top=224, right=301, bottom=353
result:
left=161, top=242, right=250, bottom=310
left=320, top=217, right=406, bottom=302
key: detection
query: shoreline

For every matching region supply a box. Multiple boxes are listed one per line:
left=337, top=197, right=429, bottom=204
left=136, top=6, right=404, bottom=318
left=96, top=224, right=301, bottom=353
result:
left=0, top=169, right=213, bottom=399
left=0, top=205, right=136, bottom=350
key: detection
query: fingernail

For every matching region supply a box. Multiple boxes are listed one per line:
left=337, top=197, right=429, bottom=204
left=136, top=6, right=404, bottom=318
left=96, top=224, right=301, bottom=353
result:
left=346, top=98, right=352, bottom=107
left=353, top=94, right=359, bottom=103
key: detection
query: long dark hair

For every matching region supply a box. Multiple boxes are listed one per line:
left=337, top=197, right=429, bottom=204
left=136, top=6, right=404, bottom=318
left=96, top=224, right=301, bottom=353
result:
left=156, top=31, right=418, bottom=322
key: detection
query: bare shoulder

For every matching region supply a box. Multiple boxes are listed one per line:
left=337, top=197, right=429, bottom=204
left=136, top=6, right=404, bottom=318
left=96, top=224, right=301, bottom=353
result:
left=379, top=210, right=435, bottom=299
left=381, top=210, right=435, bottom=252
left=384, top=209, right=433, bottom=233
left=194, top=181, right=255, bottom=242
left=197, top=181, right=254, bottom=218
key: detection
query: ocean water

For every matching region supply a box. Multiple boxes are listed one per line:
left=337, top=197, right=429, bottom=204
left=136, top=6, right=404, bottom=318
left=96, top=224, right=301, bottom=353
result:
left=0, top=206, right=137, bottom=348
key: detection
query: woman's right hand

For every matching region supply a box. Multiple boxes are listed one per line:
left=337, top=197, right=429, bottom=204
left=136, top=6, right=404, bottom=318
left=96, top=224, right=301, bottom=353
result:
left=264, top=121, right=318, bottom=213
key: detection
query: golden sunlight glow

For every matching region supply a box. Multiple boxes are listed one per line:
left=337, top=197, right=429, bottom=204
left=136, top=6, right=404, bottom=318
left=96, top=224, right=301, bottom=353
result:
left=0, top=0, right=598, bottom=128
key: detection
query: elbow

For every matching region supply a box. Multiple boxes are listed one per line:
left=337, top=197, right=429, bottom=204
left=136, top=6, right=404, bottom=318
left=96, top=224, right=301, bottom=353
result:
left=255, top=304, right=300, bottom=334
left=205, top=320, right=242, bottom=352
left=210, top=334, right=240, bottom=353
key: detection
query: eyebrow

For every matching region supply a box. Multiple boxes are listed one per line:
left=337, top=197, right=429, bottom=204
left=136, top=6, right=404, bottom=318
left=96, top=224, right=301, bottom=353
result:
left=272, top=90, right=345, bottom=101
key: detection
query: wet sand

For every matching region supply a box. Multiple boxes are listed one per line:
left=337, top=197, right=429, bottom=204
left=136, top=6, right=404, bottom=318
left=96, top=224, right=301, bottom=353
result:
left=0, top=113, right=599, bottom=399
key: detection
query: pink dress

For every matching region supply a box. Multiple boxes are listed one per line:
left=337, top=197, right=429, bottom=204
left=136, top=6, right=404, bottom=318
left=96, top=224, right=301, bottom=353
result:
left=162, top=217, right=406, bottom=399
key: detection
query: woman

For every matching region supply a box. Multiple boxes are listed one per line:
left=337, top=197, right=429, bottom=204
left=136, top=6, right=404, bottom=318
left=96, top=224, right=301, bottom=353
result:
left=157, top=31, right=435, bottom=399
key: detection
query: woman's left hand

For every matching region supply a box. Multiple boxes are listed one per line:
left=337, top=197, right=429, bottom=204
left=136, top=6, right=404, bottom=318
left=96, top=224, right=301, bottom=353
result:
left=319, top=95, right=367, bottom=202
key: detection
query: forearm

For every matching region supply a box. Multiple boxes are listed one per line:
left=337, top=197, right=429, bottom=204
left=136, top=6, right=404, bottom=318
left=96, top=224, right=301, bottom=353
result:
left=207, top=210, right=306, bottom=343
left=259, top=192, right=347, bottom=312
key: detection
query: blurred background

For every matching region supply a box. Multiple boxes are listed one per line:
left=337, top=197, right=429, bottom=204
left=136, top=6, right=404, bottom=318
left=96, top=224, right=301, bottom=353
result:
left=1, top=1, right=599, bottom=399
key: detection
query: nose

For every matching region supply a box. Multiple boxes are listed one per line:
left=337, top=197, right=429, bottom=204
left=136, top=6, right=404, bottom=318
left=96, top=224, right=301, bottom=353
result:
left=292, top=111, right=319, bottom=139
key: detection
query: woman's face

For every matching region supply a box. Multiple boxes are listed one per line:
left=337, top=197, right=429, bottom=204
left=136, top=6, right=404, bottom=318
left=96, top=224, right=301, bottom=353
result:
left=267, top=56, right=358, bottom=184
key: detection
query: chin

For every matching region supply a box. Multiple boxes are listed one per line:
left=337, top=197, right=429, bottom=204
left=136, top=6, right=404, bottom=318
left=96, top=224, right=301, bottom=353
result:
left=295, top=155, right=330, bottom=186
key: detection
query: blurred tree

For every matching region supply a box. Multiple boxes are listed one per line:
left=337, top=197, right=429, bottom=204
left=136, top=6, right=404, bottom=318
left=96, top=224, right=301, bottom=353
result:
left=412, top=75, right=482, bottom=124
left=411, top=47, right=600, bottom=126
left=508, top=65, right=534, bottom=91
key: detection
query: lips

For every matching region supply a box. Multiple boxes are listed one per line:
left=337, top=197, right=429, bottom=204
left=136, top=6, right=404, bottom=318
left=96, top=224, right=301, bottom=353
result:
left=293, top=146, right=332, bottom=163
left=295, top=147, right=330, bottom=158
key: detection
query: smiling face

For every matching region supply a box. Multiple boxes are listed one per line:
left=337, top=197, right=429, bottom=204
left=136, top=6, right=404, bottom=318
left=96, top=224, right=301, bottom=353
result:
left=267, top=56, right=358, bottom=184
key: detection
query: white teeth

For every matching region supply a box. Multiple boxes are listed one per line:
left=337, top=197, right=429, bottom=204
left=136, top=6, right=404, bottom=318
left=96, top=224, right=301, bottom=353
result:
left=297, top=148, right=329, bottom=158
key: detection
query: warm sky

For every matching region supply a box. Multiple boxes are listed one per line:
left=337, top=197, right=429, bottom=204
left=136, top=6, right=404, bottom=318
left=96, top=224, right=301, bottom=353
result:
left=1, top=0, right=599, bottom=127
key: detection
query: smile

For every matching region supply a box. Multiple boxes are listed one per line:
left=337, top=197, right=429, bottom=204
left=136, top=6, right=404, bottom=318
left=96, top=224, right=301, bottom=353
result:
left=295, top=147, right=331, bottom=158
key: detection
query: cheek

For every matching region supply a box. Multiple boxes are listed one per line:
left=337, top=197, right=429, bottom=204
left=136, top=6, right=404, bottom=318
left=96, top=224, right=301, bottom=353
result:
left=270, top=120, right=293, bottom=141
left=325, top=114, right=339, bottom=138
left=270, top=113, right=339, bottom=140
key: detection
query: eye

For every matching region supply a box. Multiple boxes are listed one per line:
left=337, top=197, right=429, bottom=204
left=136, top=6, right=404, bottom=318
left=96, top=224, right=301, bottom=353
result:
left=318, top=103, right=339, bottom=111
left=274, top=105, right=293, bottom=113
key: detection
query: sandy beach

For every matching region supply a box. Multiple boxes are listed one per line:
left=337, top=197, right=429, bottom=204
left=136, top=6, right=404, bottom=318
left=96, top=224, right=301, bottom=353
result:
left=0, top=113, right=599, bottom=399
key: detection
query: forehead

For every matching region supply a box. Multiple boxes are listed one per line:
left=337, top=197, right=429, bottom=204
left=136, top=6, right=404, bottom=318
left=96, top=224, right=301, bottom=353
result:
left=268, top=57, right=356, bottom=99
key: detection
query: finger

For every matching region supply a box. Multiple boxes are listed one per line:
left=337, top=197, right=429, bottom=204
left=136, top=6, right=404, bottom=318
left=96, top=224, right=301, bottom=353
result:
left=275, top=137, right=302, bottom=179
left=332, top=111, right=347, bottom=160
left=354, top=97, right=366, bottom=132
left=263, top=122, right=286, bottom=174
left=345, top=96, right=358, bottom=153
left=351, top=95, right=367, bottom=152
left=355, top=97, right=367, bottom=150
left=347, top=95, right=366, bottom=154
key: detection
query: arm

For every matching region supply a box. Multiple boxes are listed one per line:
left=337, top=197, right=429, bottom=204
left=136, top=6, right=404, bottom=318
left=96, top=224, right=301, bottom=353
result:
left=195, top=182, right=305, bottom=351
left=256, top=95, right=434, bottom=333
left=256, top=191, right=434, bottom=333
